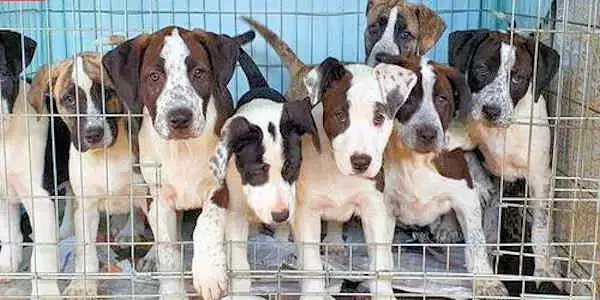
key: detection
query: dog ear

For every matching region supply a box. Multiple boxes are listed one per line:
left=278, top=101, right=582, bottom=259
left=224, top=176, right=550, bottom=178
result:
left=194, top=31, right=240, bottom=89
left=366, top=0, right=391, bottom=15
left=304, top=57, right=350, bottom=107
left=373, top=63, right=417, bottom=118
left=448, top=29, right=491, bottom=74
left=414, top=4, right=446, bottom=55
left=0, top=31, right=36, bottom=75
left=526, top=37, right=559, bottom=103
left=28, top=65, right=52, bottom=118
left=438, top=64, right=472, bottom=120
left=102, top=34, right=150, bottom=114
left=281, top=97, right=320, bottom=152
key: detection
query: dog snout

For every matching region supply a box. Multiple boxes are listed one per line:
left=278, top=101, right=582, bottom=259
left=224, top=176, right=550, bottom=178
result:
left=350, top=153, right=372, bottom=173
left=416, top=125, right=438, bottom=145
left=482, top=104, right=502, bottom=121
left=167, top=108, right=193, bottom=130
left=271, top=210, right=289, bottom=223
left=83, top=126, right=104, bottom=145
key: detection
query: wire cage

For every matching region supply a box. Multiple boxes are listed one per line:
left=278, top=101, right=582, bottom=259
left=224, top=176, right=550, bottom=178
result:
left=0, top=0, right=598, bottom=299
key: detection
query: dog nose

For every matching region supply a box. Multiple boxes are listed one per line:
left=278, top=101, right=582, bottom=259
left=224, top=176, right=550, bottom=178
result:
left=167, top=108, right=193, bottom=130
left=416, top=125, right=437, bottom=144
left=350, top=153, right=372, bottom=173
left=271, top=210, right=289, bottom=223
left=84, top=126, right=104, bottom=144
left=482, top=104, right=502, bottom=121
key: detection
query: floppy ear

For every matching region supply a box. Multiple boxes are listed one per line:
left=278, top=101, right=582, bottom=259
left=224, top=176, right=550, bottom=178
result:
left=448, top=30, right=491, bottom=73
left=27, top=65, right=53, bottom=117
left=438, top=64, right=472, bottom=120
left=101, top=34, right=150, bottom=114
left=0, top=31, right=36, bottom=75
left=414, top=4, right=446, bottom=54
left=304, top=57, right=350, bottom=106
left=366, top=0, right=391, bottom=15
left=373, top=63, right=417, bottom=118
left=526, top=37, right=559, bottom=103
left=281, top=97, right=320, bottom=152
left=195, top=31, right=240, bottom=88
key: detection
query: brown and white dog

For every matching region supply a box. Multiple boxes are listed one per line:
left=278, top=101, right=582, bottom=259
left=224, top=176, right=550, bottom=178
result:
left=193, top=48, right=320, bottom=300
left=243, top=18, right=417, bottom=299
left=102, top=27, right=253, bottom=298
left=29, top=52, right=148, bottom=298
left=447, top=30, right=562, bottom=293
left=378, top=53, right=509, bottom=297
left=0, top=31, right=62, bottom=298
left=365, top=0, right=446, bottom=66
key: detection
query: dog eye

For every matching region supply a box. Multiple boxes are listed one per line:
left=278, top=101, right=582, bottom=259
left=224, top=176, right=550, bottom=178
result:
left=435, top=95, right=449, bottom=105
left=368, top=24, right=381, bottom=35
left=378, top=16, right=388, bottom=26
left=148, top=71, right=162, bottom=82
left=399, top=31, right=412, bottom=40
left=335, top=110, right=347, bottom=123
left=373, top=111, right=385, bottom=127
left=511, top=75, right=524, bottom=84
left=63, top=94, right=75, bottom=106
left=193, top=68, right=208, bottom=79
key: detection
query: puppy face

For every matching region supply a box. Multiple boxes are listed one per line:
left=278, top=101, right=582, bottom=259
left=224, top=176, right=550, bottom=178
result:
left=380, top=55, right=470, bottom=153
left=304, top=58, right=416, bottom=178
left=449, top=30, right=559, bottom=126
left=365, top=0, right=446, bottom=66
left=210, top=99, right=318, bottom=224
left=29, top=53, right=121, bottom=152
left=0, top=31, right=36, bottom=115
left=102, top=26, right=239, bottom=140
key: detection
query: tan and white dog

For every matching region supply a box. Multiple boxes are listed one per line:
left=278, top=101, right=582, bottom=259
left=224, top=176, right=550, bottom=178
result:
left=242, top=19, right=417, bottom=299
left=0, top=31, right=61, bottom=299
left=29, top=52, right=148, bottom=298
left=102, top=27, right=254, bottom=298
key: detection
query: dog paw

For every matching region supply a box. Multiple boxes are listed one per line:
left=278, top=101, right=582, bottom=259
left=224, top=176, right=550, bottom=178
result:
left=136, top=246, right=157, bottom=272
left=192, top=259, right=227, bottom=300
left=64, top=279, right=98, bottom=299
left=474, top=280, right=508, bottom=298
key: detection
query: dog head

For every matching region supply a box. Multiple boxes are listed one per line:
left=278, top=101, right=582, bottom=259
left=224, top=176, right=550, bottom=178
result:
left=102, top=26, right=240, bottom=140
left=379, top=54, right=471, bottom=153
left=304, top=57, right=416, bottom=178
left=0, top=31, right=36, bottom=115
left=29, top=53, right=123, bottom=152
left=365, top=0, right=446, bottom=66
left=449, top=30, right=559, bottom=126
left=210, top=98, right=318, bottom=224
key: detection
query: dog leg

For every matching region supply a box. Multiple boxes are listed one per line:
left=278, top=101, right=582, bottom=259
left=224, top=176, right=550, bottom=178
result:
left=65, top=203, right=100, bottom=298
left=225, top=210, right=251, bottom=294
left=21, top=186, right=60, bottom=299
left=360, top=192, right=395, bottom=299
left=452, top=186, right=508, bottom=298
left=192, top=199, right=228, bottom=300
left=0, top=201, right=23, bottom=281
left=148, top=198, right=187, bottom=299
left=530, top=173, right=562, bottom=290
left=292, top=206, right=332, bottom=300
left=322, top=221, right=347, bottom=257
left=58, top=184, right=75, bottom=240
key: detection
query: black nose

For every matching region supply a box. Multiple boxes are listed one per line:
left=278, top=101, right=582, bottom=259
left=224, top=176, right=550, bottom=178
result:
left=271, top=210, right=289, bottom=223
left=482, top=104, right=502, bottom=121
left=350, top=153, right=372, bottom=173
left=416, top=125, right=437, bottom=145
left=167, top=108, right=193, bottom=130
left=83, top=126, right=104, bottom=144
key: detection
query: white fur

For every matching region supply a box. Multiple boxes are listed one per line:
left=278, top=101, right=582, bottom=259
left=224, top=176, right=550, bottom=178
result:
left=366, top=7, right=400, bottom=66
left=154, top=29, right=205, bottom=139
left=64, top=118, right=147, bottom=298
left=0, top=82, right=61, bottom=298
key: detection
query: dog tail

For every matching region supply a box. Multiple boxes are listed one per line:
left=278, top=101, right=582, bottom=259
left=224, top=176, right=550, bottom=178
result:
left=242, top=16, right=305, bottom=77
left=238, top=48, right=269, bottom=89
left=232, top=30, right=256, bottom=46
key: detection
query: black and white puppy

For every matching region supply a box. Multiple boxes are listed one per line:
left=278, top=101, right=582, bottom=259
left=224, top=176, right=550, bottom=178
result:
left=447, top=30, right=562, bottom=292
left=194, top=48, right=319, bottom=300
left=0, top=31, right=62, bottom=298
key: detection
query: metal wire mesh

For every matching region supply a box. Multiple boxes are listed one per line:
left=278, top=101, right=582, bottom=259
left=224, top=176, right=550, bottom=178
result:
left=0, top=0, right=598, bottom=299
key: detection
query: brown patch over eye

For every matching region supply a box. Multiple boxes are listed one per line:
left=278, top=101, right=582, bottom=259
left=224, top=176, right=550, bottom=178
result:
left=373, top=102, right=386, bottom=127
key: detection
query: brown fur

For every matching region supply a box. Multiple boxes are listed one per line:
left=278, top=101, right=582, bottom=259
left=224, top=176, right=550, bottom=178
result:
left=433, top=149, right=473, bottom=188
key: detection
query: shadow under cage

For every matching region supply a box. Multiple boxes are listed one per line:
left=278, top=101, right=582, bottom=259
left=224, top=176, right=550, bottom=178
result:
left=0, top=0, right=597, bottom=299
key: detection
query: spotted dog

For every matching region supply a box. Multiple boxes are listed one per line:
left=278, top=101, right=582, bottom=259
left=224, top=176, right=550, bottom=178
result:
left=244, top=18, right=417, bottom=299
left=377, top=53, right=509, bottom=297
left=102, top=27, right=254, bottom=299
left=194, top=48, right=320, bottom=300
left=0, top=31, right=63, bottom=299
left=446, top=29, right=561, bottom=294
left=29, top=52, right=148, bottom=298
left=365, top=0, right=446, bottom=66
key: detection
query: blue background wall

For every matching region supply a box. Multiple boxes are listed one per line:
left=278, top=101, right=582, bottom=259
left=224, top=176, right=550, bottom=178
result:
left=0, top=0, right=551, bottom=100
